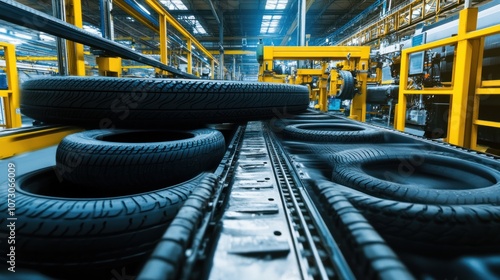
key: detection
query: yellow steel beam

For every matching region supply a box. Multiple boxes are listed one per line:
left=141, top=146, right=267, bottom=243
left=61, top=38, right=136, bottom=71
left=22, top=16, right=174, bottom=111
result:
left=474, top=119, right=500, bottom=129
left=65, top=0, right=85, bottom=76
left=476, top=88, right=500, bottom=95
left=0, top=43, right=21, bottom=128
left=403, top=89, right=453, bottom=95
left=480, top=80, right=500, bottom=88
left=15, top=56, right=58, bottom=61
left=0, top=126, right=83, bottom=159
left=262, top=46, right=371, bottom=60
left=122, top=65, right=154, bottom=69
left=210, top=50, right=256, bottom=55
left=144, top=0, right=217, bottom=64
left=296, top=69, right=323, bottom=75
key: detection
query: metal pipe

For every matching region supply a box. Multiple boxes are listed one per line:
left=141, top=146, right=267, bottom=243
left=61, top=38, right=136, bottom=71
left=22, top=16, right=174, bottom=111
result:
left=100, top=0, right=114, bottom=39
left=206, top=0, right=221, bottom=25
left=232, top=55, right=236, bottom=80
left=464, top=0, right=471, bottom=9
left=52, top=0, right=69, bottom=75
left=297, top=0, right=306, bottom=46
left=219, top=11, right=224, bottom=80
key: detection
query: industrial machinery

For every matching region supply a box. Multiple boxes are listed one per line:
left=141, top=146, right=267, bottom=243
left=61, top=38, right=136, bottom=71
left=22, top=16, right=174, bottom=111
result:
left=367, top=0, right=500, bottom=153
left=2, top=1, right=500, bottom=280
left=257, top=45, right=371, bottom=121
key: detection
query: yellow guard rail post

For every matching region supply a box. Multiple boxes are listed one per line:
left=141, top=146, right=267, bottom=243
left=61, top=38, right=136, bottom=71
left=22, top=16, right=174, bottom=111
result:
left=0, top=42, right=21, bottom=129
left=65, top=0, right=86, bottom=76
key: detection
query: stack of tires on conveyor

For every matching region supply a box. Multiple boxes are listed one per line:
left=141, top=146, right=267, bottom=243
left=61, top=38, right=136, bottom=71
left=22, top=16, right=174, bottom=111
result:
left=273, top=110, right=500, bottom=280
left=0, top=76, right=309, bottom=279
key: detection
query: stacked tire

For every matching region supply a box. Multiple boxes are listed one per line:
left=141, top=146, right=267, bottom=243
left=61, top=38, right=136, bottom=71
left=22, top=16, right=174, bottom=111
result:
left=329, top=147, right=500, bottom=253
left=0, top=77, right=310, bottom=274
left=276, top=110, right=500, bottom=279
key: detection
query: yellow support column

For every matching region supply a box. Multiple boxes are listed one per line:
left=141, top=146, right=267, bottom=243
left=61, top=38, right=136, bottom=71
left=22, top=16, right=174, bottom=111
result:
left=159, top=14, right=168, bottom=76
left=66, top=0, right=85, bottom=76
left=350, top=63, right=368, bottom=122
left=0, top=43, right=21, bottom=128
left=319, top=87, right=328, bottom=112
left=396, top=52, right=409, bottom=131
left=186, top=38, right=193, bottom=74
left=447, top=8, right=478, bottom=147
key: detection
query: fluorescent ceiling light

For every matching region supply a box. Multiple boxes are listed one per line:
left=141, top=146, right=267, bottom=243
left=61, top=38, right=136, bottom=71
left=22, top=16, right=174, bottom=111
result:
left=40, top=34, right=55, bottom=41
left=136, top=3, right=151, bottom=15
left=14, top=32, right=32, bottom=40
left=0, top=34, right=23, bottom=45
left=179, top=15, right=207, bottom=35
left=260, top=15, right=282, bottom=34
left=83, top=24, right=102, bottom=35
left=265, top=0, right=288, bottom=10
left=161, top=0, right=187, bottom=10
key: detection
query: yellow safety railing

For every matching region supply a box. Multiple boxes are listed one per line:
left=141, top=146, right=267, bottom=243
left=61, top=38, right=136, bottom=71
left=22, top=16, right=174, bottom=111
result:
left=340, top=0, right=461, bottom=46
left=0, top=42, right=21, bottom=129
left=114, top=0, right=218, bottom=77
left=395, top=7, right=500, bottom=150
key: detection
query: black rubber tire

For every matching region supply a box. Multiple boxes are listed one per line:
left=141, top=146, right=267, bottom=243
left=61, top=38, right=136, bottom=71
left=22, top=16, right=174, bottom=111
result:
left=311, top=180, right=415, bottom=279
left=21, top=76, right=310, bottom=128
left=56, top=128, right=225, bottom=192
left=0, top=168, right=214, bottom=270
left=314, top=180, right=500, bottom=253
left=336, top=70, right=355, bottom=100
left=331, top=148, right=500, bottom=204
left=282, top=123, right=385, bottom=143
left=344, top=191, right=500, bottom=252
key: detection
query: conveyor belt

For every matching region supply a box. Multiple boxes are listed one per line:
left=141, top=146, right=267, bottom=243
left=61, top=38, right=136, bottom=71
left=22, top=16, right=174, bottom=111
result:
left=2, top=116, right=500, bottom=280
left=204, top=122, right=353, bottom=279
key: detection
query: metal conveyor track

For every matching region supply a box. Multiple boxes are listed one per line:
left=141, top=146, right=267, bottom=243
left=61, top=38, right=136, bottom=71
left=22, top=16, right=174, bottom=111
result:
left=204, top=121, right=354, bottom=280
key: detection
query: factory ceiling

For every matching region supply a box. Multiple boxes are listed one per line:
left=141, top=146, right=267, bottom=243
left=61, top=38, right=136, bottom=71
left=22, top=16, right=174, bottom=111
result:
left=11, top=0, right=386, bottom=50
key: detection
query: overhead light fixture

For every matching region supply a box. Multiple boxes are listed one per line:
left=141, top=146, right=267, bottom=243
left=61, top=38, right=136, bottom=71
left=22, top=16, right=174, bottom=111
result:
left=15, top=32, right=32, bottom=40
left=136, top=3, right=151, bottom=15
left=0, top=34, right=23, bottom=45
left=40, top=34, right=55, bottom=41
